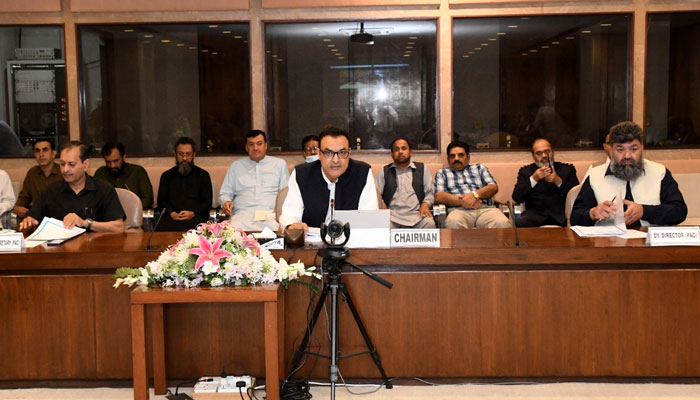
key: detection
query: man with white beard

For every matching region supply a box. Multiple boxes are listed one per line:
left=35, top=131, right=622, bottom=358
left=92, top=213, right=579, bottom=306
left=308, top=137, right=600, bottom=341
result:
left=570, top=121, right=687, bottom=227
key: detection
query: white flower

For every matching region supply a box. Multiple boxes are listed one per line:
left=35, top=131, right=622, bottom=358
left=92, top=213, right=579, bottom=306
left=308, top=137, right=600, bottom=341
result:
left=201, top=260, right=219, bottom=275
left=210, top=277, right=224, bottom=286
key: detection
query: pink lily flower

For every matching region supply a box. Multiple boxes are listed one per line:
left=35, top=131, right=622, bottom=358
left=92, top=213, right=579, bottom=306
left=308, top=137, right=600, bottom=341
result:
left=189, top=236, right=232, bottom=271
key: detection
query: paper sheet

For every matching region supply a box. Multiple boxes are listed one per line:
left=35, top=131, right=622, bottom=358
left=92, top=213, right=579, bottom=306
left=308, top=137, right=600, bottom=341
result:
left=26, top=217, right=85, bottom=242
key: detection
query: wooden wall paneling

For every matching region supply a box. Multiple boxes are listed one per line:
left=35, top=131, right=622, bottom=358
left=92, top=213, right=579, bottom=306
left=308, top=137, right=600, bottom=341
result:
left=0, top=276, right=97, bottom=380
left=70, top=0, right=249, bottom=13
left=93, top=277, right=133, bottom=379
left=262, top=0, right=440, bottom=9
left=0, top=0, right=61, bottom=12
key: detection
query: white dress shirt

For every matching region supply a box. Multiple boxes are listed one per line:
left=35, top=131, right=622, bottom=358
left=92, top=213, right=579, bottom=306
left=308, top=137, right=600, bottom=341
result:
left=279, top=167, right=378, bottom=229
left=0, top=169, right=16, bottom=228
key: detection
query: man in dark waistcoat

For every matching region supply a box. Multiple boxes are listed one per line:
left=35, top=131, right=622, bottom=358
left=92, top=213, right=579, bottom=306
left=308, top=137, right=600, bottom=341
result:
left=280, top=127, right=378, bottom=230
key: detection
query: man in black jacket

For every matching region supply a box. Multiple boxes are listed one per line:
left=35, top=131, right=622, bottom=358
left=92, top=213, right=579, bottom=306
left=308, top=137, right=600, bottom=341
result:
left=512, top=138, right=579, bottom=227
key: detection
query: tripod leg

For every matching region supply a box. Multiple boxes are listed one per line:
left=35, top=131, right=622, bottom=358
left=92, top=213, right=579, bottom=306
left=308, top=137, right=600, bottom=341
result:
left=289, top=283, right=330, bottom=376
left=340, top=283, right=393, bottom=389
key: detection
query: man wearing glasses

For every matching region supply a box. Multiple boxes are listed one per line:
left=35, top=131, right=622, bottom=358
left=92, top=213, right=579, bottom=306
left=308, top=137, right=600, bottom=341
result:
left=280, top=127, right=378, bottom=230
left=511, top=138, right=579, bottom=227
left=301, top=134, right=320, bottom=164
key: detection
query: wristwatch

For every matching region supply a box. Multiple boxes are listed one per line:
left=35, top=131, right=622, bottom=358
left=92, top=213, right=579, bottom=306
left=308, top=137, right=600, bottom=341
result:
left=86, top=218, right=94, bottom=231
left=471, top=190, right=480, bottom=200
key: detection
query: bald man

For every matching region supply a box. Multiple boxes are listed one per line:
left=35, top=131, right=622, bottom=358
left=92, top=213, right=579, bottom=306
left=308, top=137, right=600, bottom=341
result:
left=512, top=138, right=579, bottom=227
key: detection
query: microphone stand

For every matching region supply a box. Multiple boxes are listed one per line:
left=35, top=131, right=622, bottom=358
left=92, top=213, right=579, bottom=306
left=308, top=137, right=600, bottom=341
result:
left=507, top=201, right=521, bottom=247
left=146, top=208, right=166, bottom=250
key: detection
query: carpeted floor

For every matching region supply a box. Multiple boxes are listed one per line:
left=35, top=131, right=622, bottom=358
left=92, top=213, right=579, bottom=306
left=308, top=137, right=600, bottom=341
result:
left=1, top=383, right=700, bottom=399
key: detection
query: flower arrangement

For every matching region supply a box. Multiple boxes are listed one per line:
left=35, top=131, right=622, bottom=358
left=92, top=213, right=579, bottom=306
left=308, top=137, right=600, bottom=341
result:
left=113, top=220, right=318, bottom=289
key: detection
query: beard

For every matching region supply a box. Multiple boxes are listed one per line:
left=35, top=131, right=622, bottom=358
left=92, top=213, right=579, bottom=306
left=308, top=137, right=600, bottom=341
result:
left=610, top=156, right=644, bottom=181
left=177, top=160, right=193, bottom=176
left=535, top=154, right=554, bottom=168
left=108, top=164, right=124, bottom=177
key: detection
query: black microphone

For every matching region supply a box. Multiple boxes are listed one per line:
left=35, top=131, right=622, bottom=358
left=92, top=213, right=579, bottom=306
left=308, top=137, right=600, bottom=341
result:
left=146, top=208, right=166, bottom=250
left=507, top=201, right=520, bottom=247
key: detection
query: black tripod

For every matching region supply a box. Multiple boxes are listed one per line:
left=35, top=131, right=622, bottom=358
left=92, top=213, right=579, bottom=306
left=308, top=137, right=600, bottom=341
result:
left=288, top=245, right=393, bottom=399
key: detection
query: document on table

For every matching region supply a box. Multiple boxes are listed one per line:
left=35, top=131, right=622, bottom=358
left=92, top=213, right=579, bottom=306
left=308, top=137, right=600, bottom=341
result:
left=26, top=217, right=85, bottom=244
left=571, top=189, right=628, bottom=238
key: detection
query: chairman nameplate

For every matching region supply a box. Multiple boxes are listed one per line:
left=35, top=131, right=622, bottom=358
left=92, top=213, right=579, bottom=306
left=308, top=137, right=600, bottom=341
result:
left=646, top=226, right=700, bottom=246
left=390, top=229, right=440, bottom=248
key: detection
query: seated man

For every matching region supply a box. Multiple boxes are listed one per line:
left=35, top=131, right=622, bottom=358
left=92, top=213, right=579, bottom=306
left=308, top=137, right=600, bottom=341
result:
left=375, top=138, right=435, bottom=229
left=13, top=139, right=62, bottom=220
left=512, top=138, right=579, bottom=227
left=19, top=141, right=125, bottom=233
left=94, top=141, right=154, bottom=208
left=280, top=127, right=378, bottom=230
left=156, top=137, right=213, bottom=232
left=219, top=130, right=289, bottom=231
left=0, top=169, right=16, bottom=228
left=571, top=121, right=687, bottom=227
left=434, top=140, right=511, bottom=229
left=301, top=134, right=320, bottom=164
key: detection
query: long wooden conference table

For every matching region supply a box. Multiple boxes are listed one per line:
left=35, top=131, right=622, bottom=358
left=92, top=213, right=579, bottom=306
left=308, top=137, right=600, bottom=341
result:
left=2, top=228, right=700, bottom=386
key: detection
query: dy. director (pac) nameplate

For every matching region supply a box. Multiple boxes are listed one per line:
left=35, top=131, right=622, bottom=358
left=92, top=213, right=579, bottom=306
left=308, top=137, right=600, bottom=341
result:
left=646, top=226, right=700, bottom=246
left=390, top=229, right=440, bottom=248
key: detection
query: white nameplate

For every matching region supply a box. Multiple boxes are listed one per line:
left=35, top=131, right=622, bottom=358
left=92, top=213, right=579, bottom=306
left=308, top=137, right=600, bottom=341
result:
left=0, top=232, right=25, bottom=252
left=390, top=229, right=440, bottom=248
left=646, top=226, right=700, bottom=246
left=260, top=237, right=284, bottom=250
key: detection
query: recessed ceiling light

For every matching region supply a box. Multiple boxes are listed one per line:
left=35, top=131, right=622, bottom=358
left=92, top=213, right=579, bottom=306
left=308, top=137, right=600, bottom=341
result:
left=277, top=58, right=283, bottom=61
left=481, top=43, right=488, bottom=46
left=488, top=38, right=497, bottom=41
left=404, top=54, right=411, bottom=57
left=552, top=41, right=560, bottom=45
left=468, top=51, right=475, bottom=54
left=272, top=54, right=278, bottom=57
left=189, top=46, right=197, bottom=50
left=581, top=30, right=592, bottom=34
left=201, top=49, right=209, bottom=53
left=541, top=45, right=549, bottom=49
left=522, top=53, right=528, bottom=56
left=323, top=38, right=331, bottom=42
left=565, top=36, right=575, bottom=40
left=331, top=48, right=338, bottom=52
left=123, top=29, right=134, bottom=33
left=161, top=39, right=170, bottom=43
left=176, top=43, right=184, bottom=47
left=209, top=25, right=218, bottom=28
left=211, top=52, right=218, bottom=55
left=462, top=55, right=469, bottom=58
left=338, top=57, right=345, bottom=60
left=475, top=47, right=482, bottom=51
left=497, top=32, right=506, bottom=35
left=601, top=23, right=612, bottom=27
left=143, top=41, right=151, bottom=44
left=508, top=25, right=518, bottom=29
left=234, top=35, right=242, bottom=39
left=407, top=42, right=415, bottom=45
left=222, top=31, right=231, bottom=34
left=529, top=49, right=537, bottom=53
left=327, top=44, right=335, bottom=47
left=143, top=34, right=153, bottom=38
left=406, top=46, right=414, bottom=49
left=409, top=36, right=418, bottom=40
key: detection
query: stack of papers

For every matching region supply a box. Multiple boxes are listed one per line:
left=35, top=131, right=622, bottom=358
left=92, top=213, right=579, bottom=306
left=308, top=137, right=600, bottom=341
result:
left=26, top=217, right=85, bottom=245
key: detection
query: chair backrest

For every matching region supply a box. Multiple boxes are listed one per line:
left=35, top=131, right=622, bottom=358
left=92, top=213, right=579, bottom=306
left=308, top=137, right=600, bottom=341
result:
left=565, top=183, right=582, bottom=226
left=115, top=188, right=143, bottom=231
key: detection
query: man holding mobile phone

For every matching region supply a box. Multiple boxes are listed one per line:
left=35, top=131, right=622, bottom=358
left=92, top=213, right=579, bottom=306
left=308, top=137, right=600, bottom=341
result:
left=512, top=138, right=579, bottom=227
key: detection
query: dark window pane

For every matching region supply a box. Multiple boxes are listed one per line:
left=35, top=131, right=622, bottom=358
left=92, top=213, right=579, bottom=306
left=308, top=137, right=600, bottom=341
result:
left=0, top=26, right=66, bottom=156
left=265, top=20, right=437, bottom=151
left=78, top=24, right=250, bottom=155
left=453, top=15, right=630, bottom=150
left=646, top=12, right=700, bottom=147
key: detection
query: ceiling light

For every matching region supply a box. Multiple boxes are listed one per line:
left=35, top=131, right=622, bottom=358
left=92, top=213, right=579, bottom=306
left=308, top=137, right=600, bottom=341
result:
left=123, top=29, right=134, bottom=33
left=323, top=38, right=331, bottom=42
left=552, top=41, right=560, bottom=45
left=143, top=34, right=153, bottom=38
left=541, top=45, right=549, bottom=49
left=409, top=36, right=418, bottom=40
left=350, top=23, right=374, bottom=45
left=462, top=55, right=469, bottom=58
left=161, top=39, right=170, bottom=43
left=601, top=23, right=612, bottom=27
left=581, top=30, right=592, bottom=34
left=176, top=43, right=184, bottom=47
left=565, top=36, right=575, bottom=40
left=209, top=25, right=218, bottom=28
left=488, top=38, right=497, bottom=41
left=507, top=25, right=518, bottom=28
left=201, top=49, right=209, bottom=53
left=497, top=32, right=506, bottom=35
left=222, top=31, right=231, bottom=34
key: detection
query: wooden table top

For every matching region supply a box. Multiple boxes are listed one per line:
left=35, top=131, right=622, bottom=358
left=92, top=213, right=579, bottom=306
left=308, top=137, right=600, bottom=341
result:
left=2, top=228, right=699, bottom=271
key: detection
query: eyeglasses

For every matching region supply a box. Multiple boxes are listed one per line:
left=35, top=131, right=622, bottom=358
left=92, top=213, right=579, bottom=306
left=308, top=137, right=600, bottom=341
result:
left=304, top=145, right=319, bottom=152
left=534, top=149, right=551, bottom=157
left=321, top=149, right=350, bottom=159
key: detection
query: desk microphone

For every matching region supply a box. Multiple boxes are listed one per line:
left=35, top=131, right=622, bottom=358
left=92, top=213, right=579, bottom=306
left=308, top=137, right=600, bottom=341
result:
left=146, top=208, right=166, bottom=250
left=507, top=201, right=520, bottom=247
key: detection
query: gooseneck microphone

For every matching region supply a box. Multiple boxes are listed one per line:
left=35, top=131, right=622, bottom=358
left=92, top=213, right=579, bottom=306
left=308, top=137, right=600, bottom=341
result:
left=146, top=208, right=166, bottom=250
left=507, top=201, right=520, bottom=247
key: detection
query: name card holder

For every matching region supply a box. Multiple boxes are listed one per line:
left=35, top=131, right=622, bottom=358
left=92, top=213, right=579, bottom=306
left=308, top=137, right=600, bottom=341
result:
left=391, top=229, right=440, bottom=248
left=0, top=232, right=25, bottom=252
left=646, top=226, right=700, bottom=247
left=260, top=237, right=284, bottom=250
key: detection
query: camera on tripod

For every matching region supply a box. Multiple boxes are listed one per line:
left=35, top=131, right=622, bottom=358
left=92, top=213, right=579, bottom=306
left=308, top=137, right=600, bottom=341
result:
left=320, top=218, right=350, bottom=247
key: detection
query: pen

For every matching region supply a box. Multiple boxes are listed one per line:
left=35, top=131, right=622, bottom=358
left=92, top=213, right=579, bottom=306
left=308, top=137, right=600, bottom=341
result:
left=610, top=195, right=617, bottom=203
